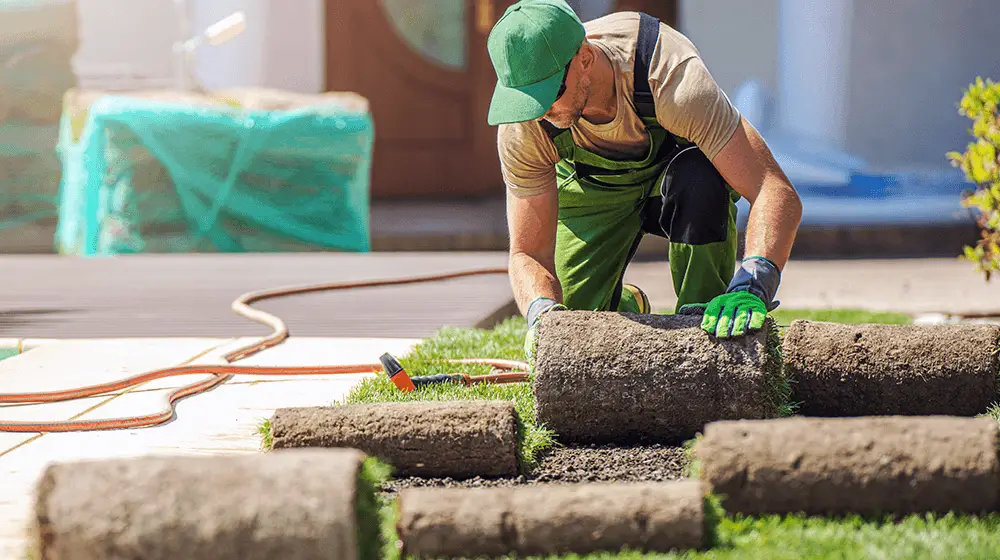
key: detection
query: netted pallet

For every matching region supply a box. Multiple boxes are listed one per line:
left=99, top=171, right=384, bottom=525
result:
left=55, top=87, right=375, bottom=255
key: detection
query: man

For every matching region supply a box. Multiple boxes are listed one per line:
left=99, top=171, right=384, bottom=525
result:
left=486, top=0, right=802, bottom=361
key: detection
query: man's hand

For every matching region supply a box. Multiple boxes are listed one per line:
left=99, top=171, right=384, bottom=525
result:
left=523, top=297, right=567, bottom=364
left=700, top=291, right=767, bottom=337
left=680, top=256, right=781, bottom=338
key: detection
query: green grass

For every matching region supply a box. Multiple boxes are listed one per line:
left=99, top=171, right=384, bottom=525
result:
left=763, top=319, right=795, bottom=418
left=768, top=307, right=913, bottom=326
left=979, top=402, right=1000, bottom=424
left=508, top=513, right=1000, bottom=559
left=333, top=317, right=553, bottom=472
left=356, top=457, right=393, bottom=560
left=257, top=418, right=273, bottom=450
left=656, top=307, right=914, bottom=328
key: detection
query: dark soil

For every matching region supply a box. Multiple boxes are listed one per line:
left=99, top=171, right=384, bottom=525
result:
left=379, top=443, right=689, bottom=492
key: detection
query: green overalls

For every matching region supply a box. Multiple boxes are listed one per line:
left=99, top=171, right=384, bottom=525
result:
left=546, top=104, right=741, bottom=314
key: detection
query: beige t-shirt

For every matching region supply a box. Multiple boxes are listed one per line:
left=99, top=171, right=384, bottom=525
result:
left=497, top=12, right=741, bottom=198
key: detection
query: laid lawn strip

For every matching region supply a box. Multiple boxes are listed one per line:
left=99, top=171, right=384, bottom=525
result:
left=498, top=513, right=1000, bottom=560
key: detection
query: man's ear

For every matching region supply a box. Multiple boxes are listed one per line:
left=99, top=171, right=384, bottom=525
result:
left=578, top=42, right=596, bottom=71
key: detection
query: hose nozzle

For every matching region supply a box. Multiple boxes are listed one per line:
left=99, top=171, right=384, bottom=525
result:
left=379, top=352, right=416, bottom=392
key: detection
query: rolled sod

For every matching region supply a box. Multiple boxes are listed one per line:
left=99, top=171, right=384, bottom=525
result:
left=396, top=480, right=709, bottom=558
left=29, top=448, right=377, bottom=560
left=269, top=400, right=519, bottom=478
left=694, top=415, right=1000, bottom=516
left=783, top=320, right=1000, bottom=416
left=533, top=311, right=784, bottom=444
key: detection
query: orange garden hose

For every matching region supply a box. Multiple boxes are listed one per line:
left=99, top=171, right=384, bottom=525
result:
left=0, top=268, right=529, bottom=433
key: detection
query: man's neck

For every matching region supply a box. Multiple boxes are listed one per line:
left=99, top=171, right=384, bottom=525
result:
left=581, top=45, right=618, bottom=126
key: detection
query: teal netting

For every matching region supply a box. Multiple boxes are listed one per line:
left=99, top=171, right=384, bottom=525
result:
left=0, top=0, right=77, bottom=250
left=55, top=91, right=375, bottom=255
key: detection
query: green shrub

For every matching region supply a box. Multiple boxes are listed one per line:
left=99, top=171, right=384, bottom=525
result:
left=948, top=77, right=1000, bottom=281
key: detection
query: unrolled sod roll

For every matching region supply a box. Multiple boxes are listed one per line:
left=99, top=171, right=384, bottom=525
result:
left=783, top=320, right=1000, bottom=416
left=534, top=311, right=784, bottom=444
left=30, top=449, right=374, bottom=560
left=397, top=480, right=708, bottom=558
left=270, top=400, right=519, bottom=478
left=694, top=416, right=1000, bottom=516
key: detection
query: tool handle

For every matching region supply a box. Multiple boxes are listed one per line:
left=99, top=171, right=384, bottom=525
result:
left=411, top=374, right=467, bottom=387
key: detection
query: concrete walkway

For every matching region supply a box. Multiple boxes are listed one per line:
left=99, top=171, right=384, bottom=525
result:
left=0, top=253, right=515, bottom=339
left=0, top=336, right=419, bottom=559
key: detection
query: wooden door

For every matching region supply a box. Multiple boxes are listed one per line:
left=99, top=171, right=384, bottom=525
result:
left=324, top=0, right=501, bottom=199
left=324, top=0, right=677, bottom=199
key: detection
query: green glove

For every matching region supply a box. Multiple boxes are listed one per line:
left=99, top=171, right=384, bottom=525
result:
left=701, top=291, right=767, bottom=337
left=523, top=297, right=567, bottom=365
left=680, top=256, right=782, bottom=338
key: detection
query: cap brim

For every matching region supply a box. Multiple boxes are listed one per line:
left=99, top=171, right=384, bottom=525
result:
left=487, top=68, right=565, bottom=126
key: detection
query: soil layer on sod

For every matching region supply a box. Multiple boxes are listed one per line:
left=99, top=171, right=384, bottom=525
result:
left=269, top=400, right=518, bottom=478
left=29, top=449, right=376, bottom=560
left=395, top=480, right=708, bottom=558
left=783, top=320, right=1000, bottom=416
left=379, top=444, right=689, bottom=491
left=534, top=311, right=785, bottom=445
left=695, top=416, right=1000, bottom=517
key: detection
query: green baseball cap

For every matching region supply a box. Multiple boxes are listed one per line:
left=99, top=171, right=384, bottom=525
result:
left=487, top=0, right=586, bottom=126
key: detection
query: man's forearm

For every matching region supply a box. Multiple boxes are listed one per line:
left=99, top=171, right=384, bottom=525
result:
left=726, top=119, right=803, bottom=271
left=742, top=177, right=802, bottom=270
left=509, top=250, right=563, bottom=316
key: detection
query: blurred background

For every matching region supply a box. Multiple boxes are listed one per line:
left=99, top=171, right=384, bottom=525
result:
left=1, top=0, right=998, bottom=261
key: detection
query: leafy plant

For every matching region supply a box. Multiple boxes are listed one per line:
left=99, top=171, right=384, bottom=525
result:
left=947, top=77, right=1000, bottom=281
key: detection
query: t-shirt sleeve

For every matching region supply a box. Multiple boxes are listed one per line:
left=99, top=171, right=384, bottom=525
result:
left=648, top=55, right=741, bottom=160
left=497, top=121, right=561, bottom=198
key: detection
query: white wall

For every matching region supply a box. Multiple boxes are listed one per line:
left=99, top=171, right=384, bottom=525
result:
left=680, top=0, right=1000, bottom=170
left=678, top=0, right=779, bottom=98
left=72, top=0, right=179, bottom=88
left=845, top=0, right=1000, bottom=168
left=71, top=0, right=325, bottom=93
left=257, top=0, right=324, bottom=93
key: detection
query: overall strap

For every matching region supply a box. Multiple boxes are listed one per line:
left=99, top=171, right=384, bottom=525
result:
left=541, top=12, right=664, bottom=158
left=632, top=12, right=661, bottom=121
left=540, top=119, right=575, bottom=161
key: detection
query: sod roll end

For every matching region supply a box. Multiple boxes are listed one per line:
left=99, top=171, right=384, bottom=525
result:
left=30, top=448, right=379, bottom=560
left=397, top=479, right=710, bottom=558
left=694, top=415, right=1000, bottom=516
left=270, top=400, right=519, bottom=478
left=534, top=311, right=785, bottom=444
left=783, top=320, right=1000, bottom=416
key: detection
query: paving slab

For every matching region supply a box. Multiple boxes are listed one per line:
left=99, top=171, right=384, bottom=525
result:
left=0, top=336, right=419, bottom=559
left=0, top=252, right=516, bottom=339
left=624, top=258, right=1000, bottom=316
